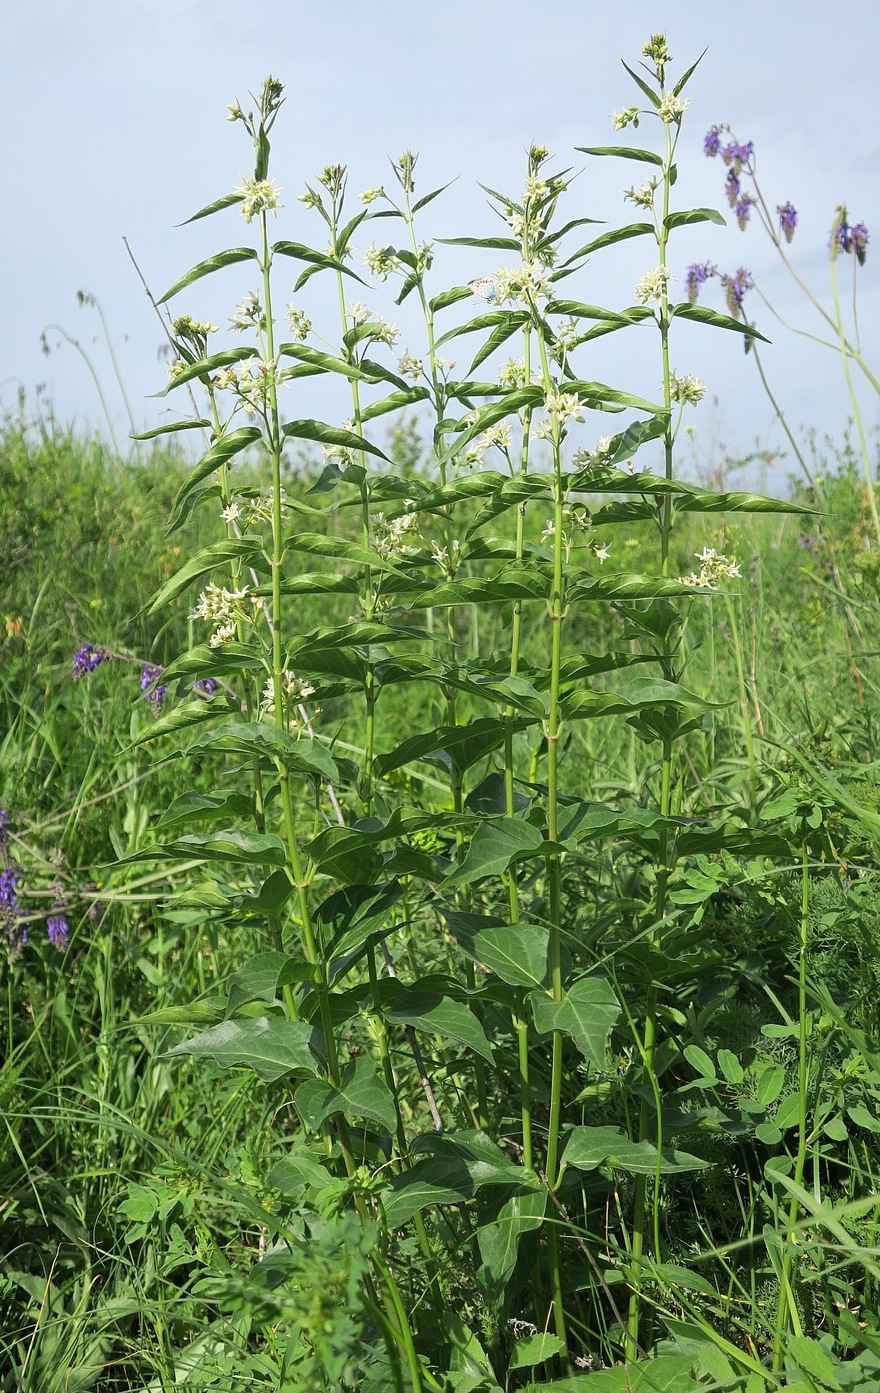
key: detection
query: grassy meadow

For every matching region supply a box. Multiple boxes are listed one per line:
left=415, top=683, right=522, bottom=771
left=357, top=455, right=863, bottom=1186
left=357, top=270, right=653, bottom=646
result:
left=4, top=41, right=880, bottom=1393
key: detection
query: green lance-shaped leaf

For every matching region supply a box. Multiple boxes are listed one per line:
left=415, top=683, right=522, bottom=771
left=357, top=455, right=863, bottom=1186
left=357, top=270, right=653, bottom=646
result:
left=373, top=717, right=520, bottom=780
left=154, top=347, right=257, bottom=396
left=429, top=285, right=473, bottom=313
left=669, top=301, right=771, bottom=342
left=359, top=385, right=431, bottom=422
left=156, top=642, right=264, bottom=685
left=529, top=975, right=620, bottom=1067
left=621, top=57, right=662, bottom=107
left=171, top=426, right=263, bottom=514
left=439, top=387, right=543, bottom=468
left=156, top=788, right=253, bottom=830
left=544, top=299, right=638, bottom=326
left=562, top=1125, right=710, bottom=1177
left=562, top=675, right=722, bottom=722
left=664, top=207, right=726, bottom=231
left=180, top=192, right=244, bottom=224
left=577, top=144, right=664, bottom=166
left=565, top=379, right=667, bottom=415
left=158, top=247, right=260, bottom=304
left=147, top=829, right=288, bottom=866
left=405, top=570, right=551, bottom=610
left=276, top=572, right=360, bottom=597
left=561, top=220, right=654, bottom=266
left=132, top=698, right=232, bottom=746
left=281, top=418, right=390, bottom=462
left=147, top=534, right=268, bottom=613
left=294, top=1056, right=398, bottom=1134
left=186, top=720, right=339, bottom=780
left=272, top=238, right=364, bottom=281
left=166, top=1017, right=321, bottom=1083
left=477, top=1182, right=546, bottom=1309
left=436, top=234, right=521, bottom=251
left=434, top=307, right=530, bottom=350
left=132, top=418, right=212, bottom=441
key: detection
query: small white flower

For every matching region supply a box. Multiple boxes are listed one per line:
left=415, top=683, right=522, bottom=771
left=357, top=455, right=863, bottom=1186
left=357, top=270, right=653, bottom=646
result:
left=634, top=266, right=674, bottom=304
left=658, top=93, right=690, bottom=123
left=233, top=177, right=282, bottom=223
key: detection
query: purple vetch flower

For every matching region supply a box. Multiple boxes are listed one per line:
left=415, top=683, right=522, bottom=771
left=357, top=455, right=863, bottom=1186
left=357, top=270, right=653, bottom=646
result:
left=851, top=222, right=869, bottom=266
left=47, top=914, right=69, bottom=950
left=797, top=534, right=816, bottom=549
left=777, top=202, right=798, bottom=244
left=685, top=262, right=715, bottom=303
left=141, top=664, right=167, bottom=713
left=735, top=193, right=756, bottom=230
left=193, top=677, right=218, bottom=697
left=72, top=643, right=111, bottom=679
left=0, top=866, right=19, bottom=911
left=721, top=266, right=753, bottom=318
left=725, top=169, right=741, bottom=208
left=724, top=139, right=754, bottom=169
left=703, top=125, right=723, bottom=157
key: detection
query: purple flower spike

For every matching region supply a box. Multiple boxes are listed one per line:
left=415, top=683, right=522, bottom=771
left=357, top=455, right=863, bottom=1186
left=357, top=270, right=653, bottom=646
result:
left=193, top=677, right=218, bottom=697
left=685, top=262, right=715, bottom=303
left=141, top=664, right=167, bottom=713
left=0, top=866, right=19, bottom=911
left=47, top=914, right=69, bottom=950
left=852, top=222, right=869, bottom=266
left=777, top=202, right=798, bottom=244
left=703, top=126, right=722, bottom=158
left=725, top=169, right=741, bottom=209
left=721, top=266, right=753, bottom=318
left=72, top=644, right=110, bottom=679
left=735, top=193, right=757, bottom=230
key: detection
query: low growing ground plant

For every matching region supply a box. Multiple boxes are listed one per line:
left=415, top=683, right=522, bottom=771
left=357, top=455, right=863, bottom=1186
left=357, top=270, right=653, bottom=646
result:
left=5, top=32, right=880, bottom=1393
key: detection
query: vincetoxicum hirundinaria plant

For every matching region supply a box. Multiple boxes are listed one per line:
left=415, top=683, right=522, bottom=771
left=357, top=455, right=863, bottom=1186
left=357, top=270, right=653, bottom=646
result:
left=127, top=44, right=807, bottom=1389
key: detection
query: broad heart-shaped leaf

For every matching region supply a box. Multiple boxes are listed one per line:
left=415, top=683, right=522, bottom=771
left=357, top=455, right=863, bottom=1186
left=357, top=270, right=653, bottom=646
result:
left=529, top=976, right=620, bottom=1068
left=508, top=1332, right=566, bottom=1373
left=281, top=418, right=389, bottom=462
left=158, top=247, right=260, bottom=303
left=477, top=1180, right=545, bottom=1308
left=561, top=1125, right=710, bottom=1177
left=294, top=1056, right=397, bottom=1134
left=166, top=1017, right=321, bottom=1082
left=443, top=816, right=546, bottom=889
left=381, top=1130, right=531, bottom=1228
left=380, top=980, right=494, bottom=1062
left=669, top=300, right=771, bottom=343
left=169, top=425, right=263, bottom=509
left=147, top=534, right=268, bottom=613
left=186, top=721, right=339, bottom=780
left=447, top=915, right=550, bottom=989
left=542, top=1354, right=700, bottom=1391
left=225, top=951, right=312, bottom=1017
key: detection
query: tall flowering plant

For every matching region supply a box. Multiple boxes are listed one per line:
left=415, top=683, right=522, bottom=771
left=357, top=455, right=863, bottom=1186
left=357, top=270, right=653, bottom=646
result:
left=117, top=47, right=808, bottom=1388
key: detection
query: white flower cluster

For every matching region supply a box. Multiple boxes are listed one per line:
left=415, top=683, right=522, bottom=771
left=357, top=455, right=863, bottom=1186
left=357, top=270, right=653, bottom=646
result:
left=190, top=582, right=251, bottom=647
left=261, top=668, right=316, bottom=718
left=658, top=93, right=689, bottom=123
left=611, top=106, right=640, bottom=131
left=370, top=507, right=419, bottom=560
left=284, top=304, right=312, bottom=341
left=634, top=267, right=674, bottom=304
left=364, top=244, right=401, bottom=281
left=669, top=371, right=707, bottom=405
left=398, top=350, right=424, bottom=382
left=678, top=547, right=742, bottom=590
left=430, top=538, right=462, bottom=578
left=229, top=292, right=266, bottom=334
left=625, top=179, right=659, bottom=210
left=213, top=358, right=281, bottom=414
left=494, top=261, right=554, bottom=306
left=498, top=357, right=526, bottom=390
left=233, top=177, right=282, bottom=223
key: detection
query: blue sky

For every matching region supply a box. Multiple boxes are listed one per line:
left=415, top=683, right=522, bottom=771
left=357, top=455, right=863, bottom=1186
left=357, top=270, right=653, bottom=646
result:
left=4, top=2, right=879, bottom=488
